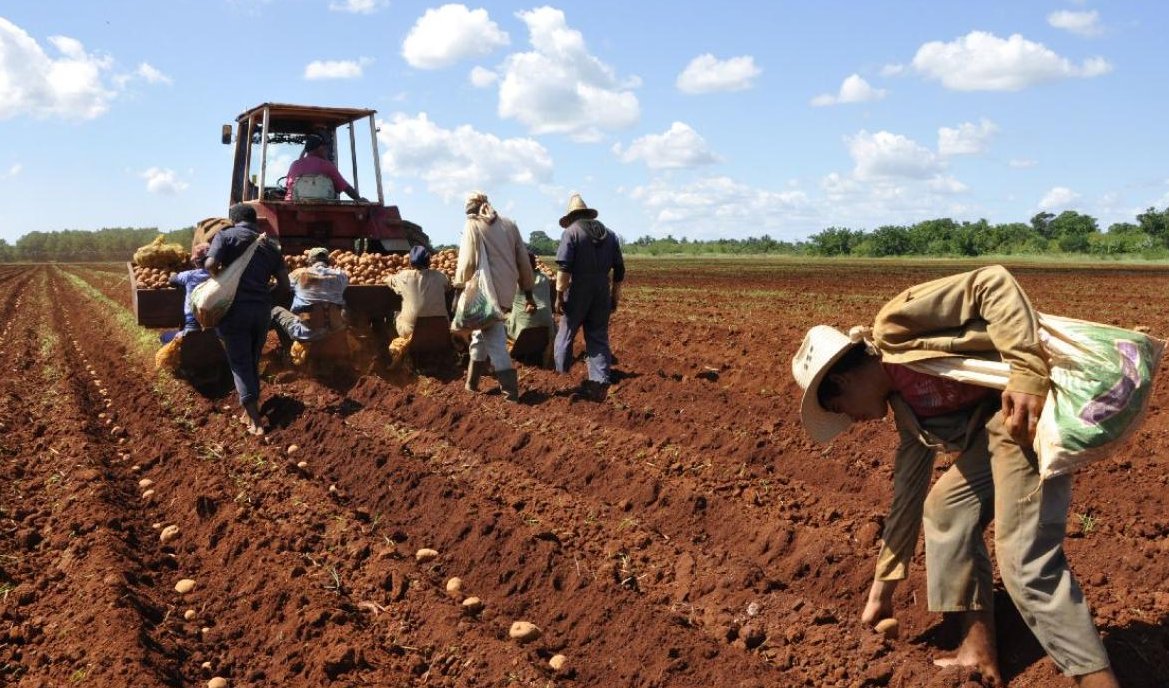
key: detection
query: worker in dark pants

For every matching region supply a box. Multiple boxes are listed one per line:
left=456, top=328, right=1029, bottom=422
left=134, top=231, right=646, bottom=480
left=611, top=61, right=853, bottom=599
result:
left=553, top=194, right=625, bottom=401
left=205, top=203, right=289, bottom=436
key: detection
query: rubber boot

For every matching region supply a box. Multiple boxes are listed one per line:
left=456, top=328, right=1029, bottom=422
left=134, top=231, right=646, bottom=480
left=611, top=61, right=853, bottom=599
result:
left=497, top=368, right=520, bottom=402
left=465, top=360, right=487, bottom=392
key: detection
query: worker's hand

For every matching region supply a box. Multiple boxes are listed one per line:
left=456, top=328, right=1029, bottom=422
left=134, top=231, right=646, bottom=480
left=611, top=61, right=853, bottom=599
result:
left=524, top=295, right=537, bottom=314
left=861, top=579, right=898, bottom=627
left=1001, top=389, right=1045, bottom=446
left=610, top=283, right=621, bottom=313
left=554, top=289, right=567, bottom=315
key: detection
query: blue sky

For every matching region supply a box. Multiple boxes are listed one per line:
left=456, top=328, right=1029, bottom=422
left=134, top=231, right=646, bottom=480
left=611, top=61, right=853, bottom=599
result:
left=1, top=0, right=1165, bottom=246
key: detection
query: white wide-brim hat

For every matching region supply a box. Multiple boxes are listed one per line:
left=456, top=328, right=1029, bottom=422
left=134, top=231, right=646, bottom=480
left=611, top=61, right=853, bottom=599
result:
left=791, top=325, right=862, bottom=443
left=559, top=193, right=599, bottom=228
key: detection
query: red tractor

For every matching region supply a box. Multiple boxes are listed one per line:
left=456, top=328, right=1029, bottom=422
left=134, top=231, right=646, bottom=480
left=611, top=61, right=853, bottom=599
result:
left=129, top=103, right=428, bottom=383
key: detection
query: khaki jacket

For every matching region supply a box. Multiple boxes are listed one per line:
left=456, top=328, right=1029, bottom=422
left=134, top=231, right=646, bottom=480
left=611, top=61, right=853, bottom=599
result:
left=454, top=215, right=535, bottom=309
left=390, top=268, right=450, bottom=338
left=871, top=265, right=1048, bottom=581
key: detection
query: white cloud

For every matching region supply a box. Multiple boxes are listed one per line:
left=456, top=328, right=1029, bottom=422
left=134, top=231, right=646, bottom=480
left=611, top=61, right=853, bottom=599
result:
left=1048, top=10, right=1102, bottom=37
left=2, top=163, right=22, bottom=179
left=377, top=112, right=553, bottom=201
left=880, top=63, right=906, bottom=77
left=329, top=0, right=388, bottom=13
left=1038, top=186, right=1080, bottom=210
left=0, top=18, right=117, bottom=120
left=134, top=62, right=172, bottom=85
left=304, top=57, right=372, bottom=80
left=810, top=74, right=886, bottom=107
left=469, top=65, right=498, bottom=88
left=402, top=4, right=509, bottom=70
left=1009, top=158, right=1038, bottom=169
left=612, top=122, right=721, bottom=170
left=141, top=167, right=188, bottom=195
left=625, top=176, right=810, bottom=237
left=912, top=31, right=1112, bottom=91
left=496, top=7, right=639, bottom=140
left=927, top=175, right=969, bottom=194
left=676, top=54, right=761, bottom=94
left=937, top=118, right=998, bottom=156
left=847, top=130, right=940, bottom=180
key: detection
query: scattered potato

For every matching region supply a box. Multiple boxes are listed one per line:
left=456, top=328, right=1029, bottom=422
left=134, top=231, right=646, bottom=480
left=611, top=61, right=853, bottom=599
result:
left=508, top=621, right=541, bottom=643
left=415, top=548, right=439, bottom=563
left=175, top=578, right=196, bottom=594
left=875, top=617, right=900, bottom=640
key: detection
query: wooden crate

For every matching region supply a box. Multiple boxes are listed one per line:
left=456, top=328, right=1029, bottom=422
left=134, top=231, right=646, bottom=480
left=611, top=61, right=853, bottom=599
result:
left=127, top=262, right=185, bottom=328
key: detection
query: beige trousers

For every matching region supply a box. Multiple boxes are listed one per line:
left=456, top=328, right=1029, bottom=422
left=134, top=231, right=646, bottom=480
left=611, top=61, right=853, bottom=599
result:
left=921, top=410, right=1110, bottom=676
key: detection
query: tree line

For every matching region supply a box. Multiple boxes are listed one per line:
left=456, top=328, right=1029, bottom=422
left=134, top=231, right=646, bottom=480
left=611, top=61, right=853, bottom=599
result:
left=4, top=207, right=1168, bottom=262
left=0, top=226, right=195, bottom=263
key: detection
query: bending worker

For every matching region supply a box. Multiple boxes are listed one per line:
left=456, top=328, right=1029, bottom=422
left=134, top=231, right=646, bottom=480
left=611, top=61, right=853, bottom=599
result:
left=791, top=265, right=1118, bottom=688
left=270, top=247, right=348, bottom=348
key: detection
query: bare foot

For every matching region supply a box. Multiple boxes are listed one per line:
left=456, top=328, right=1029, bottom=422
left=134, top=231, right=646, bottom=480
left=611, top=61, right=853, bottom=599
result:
left=246, top=423, right=265, bottom=437
left=933, top=611, right=1003, bottom=687
left=861, top=579, right=898, bottom=626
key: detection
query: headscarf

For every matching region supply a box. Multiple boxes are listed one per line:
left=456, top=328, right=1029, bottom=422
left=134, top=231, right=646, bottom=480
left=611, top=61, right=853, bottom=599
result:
left=409, top=245, right=431, bottom=268
left=464, top=191, right=498, bottom=223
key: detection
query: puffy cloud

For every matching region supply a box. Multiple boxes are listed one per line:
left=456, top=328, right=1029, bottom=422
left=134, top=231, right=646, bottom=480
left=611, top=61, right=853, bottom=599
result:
left=676, top=54, right=761, bottom=94
left=329, top=0, right=388, bottom=13
left=141, top=167, right=188, bottom=195
left=469, top=65, right=498, bottom=88
left=625, top=176, right=810, bottom=237
left=134, top=63, right=172, bottom=85
left=304, top=58, right=372, bottom=80
left=810, top=74, right=886, bottom=107
left=377, top=112, right=553, bottom=200
left=1038, top=186, right=1080, bottom=210
left=612, top=122, right=721, bottom=170
left=847, top=130, right=940, bottom=180
left=912, top=31, right=1111, bottom=91
left=1038, top=186, right=1082, bottom=211
left=937, top=118, right=998, bottom=156
left=2, top=163, right=22, bottom=179
left=0, top=18, right=117, bottom=120
left=401, top=4, right=509, bottom=69
left=1009, top=158, right=1037, bottom=169
left=1048, top=10, right=1102, bottom=37
left=927, top=175, right=969, bottom=194
left=496, top=7, right=639, bottom=140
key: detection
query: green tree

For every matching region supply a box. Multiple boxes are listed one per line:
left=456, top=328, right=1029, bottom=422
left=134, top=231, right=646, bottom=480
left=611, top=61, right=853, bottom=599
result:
left=526, top=230, right=558, bottom=255
left=807, top=227, right=863, bottom=256
left=1048, top=210, right=1098, bottom=253
left=1136, top=207, right=1169, bottom=246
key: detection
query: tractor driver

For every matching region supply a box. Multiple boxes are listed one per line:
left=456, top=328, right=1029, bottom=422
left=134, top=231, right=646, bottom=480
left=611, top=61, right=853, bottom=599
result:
left=283, top=134, right=366, bottom=202
left=270, top=247, right=349, bottom=349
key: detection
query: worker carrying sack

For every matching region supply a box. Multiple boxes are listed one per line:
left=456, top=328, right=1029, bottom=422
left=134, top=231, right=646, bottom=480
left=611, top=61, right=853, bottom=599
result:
left=905, top=314, right=1166, bottom=479
left=451, top=242, right=504, bottom=333
left=191, top=233, right=265, bottom=329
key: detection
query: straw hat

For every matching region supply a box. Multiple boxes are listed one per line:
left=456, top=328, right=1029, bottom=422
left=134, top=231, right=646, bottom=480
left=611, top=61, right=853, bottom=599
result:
left=559, top=193, right=599, bottom=228
left=791, top=325, right=861, bottom=443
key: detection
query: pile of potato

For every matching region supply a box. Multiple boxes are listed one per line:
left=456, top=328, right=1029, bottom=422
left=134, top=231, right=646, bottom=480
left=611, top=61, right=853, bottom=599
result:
left=284, top=248, right=462, bottom=286
left=133, top=266, right=177, bottom=289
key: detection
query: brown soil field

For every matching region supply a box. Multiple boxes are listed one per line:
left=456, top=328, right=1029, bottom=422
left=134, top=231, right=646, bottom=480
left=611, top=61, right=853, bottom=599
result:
left=2, top=258, right=1168, bottom=688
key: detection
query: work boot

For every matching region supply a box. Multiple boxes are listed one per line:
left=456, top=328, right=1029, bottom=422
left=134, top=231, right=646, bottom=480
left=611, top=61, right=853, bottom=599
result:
left=465, top=360, right=487, bottom=392
left=497, top=368, right=520, bottom=402
left=583, top=380, right=610, bottom=402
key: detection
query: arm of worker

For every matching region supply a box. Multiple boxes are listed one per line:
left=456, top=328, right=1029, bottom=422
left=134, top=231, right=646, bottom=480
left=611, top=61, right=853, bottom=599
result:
left=513, top=224, right=537, bottom=313
left=204, top=232, right=228, bottom=276
left=865, top=409, right=936, bottom=626
left=610, top=234, right=625, bottom=312
left=272, top=261, right=291, bottom=296
left=554, top=230, right=575, bottom=313
left=452, top=221, right=478, bottom=288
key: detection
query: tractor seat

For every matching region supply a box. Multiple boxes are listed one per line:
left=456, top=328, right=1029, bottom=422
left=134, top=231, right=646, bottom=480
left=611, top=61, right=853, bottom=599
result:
left=292, top=174, right=337, bottom=201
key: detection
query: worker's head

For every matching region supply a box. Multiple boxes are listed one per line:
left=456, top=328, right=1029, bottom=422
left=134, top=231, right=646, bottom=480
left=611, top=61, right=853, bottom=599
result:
left=228, top=203, right=257, bottom=225
left=307, top=247, right=330, bottom=265
left=792, top=326, right=889, bottom=442
left=409, top=245, right=431, bottom=269
left=464, top=191, right=489, bottom=216
left=191, top=242, right=211, bottom=267
left=526, top=249, right=539, bottom=270
left=304, top=133, right=326, bottom=157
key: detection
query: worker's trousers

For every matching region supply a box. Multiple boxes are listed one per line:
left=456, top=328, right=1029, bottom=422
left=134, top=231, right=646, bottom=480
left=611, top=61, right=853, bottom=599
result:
left=554, top=276, right=612, bottom=383
left=923, top=412, right=1110, bottom=676
left=470, top=320, right=512, bottom=371
left=218, top=300, right=270, bottom=405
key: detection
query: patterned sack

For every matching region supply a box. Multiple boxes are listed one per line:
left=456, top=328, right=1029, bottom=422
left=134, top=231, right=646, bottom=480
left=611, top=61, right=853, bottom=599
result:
left=906, top=314, right=1165, bottom=479
left=451, top=242, right=503, bottom=333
